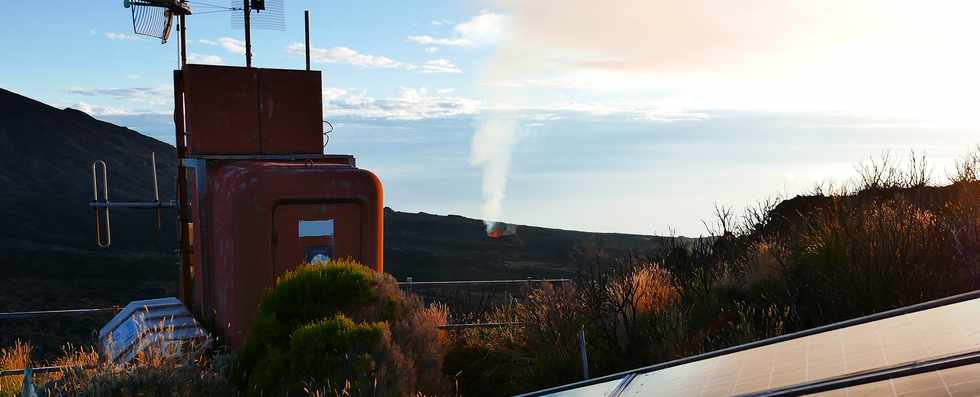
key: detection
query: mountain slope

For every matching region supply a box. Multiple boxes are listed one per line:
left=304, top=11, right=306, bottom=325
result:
left=0, top=88, right=177, bottom=251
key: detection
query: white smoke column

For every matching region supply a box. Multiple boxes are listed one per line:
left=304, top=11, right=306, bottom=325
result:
left=468, top=10, right=524, bottom=227
left=470, top=117, right=519, bottom=226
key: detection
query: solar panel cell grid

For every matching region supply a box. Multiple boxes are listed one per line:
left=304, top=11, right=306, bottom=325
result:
left=815, top=362, right=980, bottom=397
left=612, top=298, right=980, bottom=396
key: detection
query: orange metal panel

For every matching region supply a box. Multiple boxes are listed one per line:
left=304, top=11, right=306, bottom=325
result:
left=258, top=68, right=323, bottom=154
left=182, top=65, right=261, bottom=155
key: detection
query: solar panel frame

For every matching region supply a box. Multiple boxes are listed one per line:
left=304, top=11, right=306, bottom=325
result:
left=517, top=289, right=980, bottom=397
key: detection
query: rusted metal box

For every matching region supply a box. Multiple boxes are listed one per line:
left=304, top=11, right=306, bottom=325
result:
left=185, top=157, right=383, bottom=348
left=181, top=65, right=323, bottom=155
left=174, top=63, right=383, bottom=349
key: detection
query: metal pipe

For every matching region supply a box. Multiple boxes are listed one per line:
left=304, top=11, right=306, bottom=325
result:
left=579, top=327, right=589, bottom=380
left=151, top=154, right=159, bottom=202
left=396, top=278, right=571, bottom=287
left=92, top=160, right=111, bottom=248
left=437, top=322, right=522, bottom=330
left=174, top=69, right=192, bottom=305
left=0, top=365, right=97, bottom=378
left=243, top=0, right=252, bottom=67
left=178, top=14, right=186, bottom=66
left=88, top=201, right=177, bottom=209
left=0, top=307, right=119, bottom=321
left=304, top=10, right=310, bottom=70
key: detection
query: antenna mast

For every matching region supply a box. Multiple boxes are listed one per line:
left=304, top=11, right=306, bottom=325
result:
left=243, top=0, right=252, bottom=67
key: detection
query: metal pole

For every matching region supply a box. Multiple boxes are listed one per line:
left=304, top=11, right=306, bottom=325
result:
left=243, top=0, right=252, bottom=67
left=151, top=152, right=161, bottom=230
left=179, top=14, right=187, bottom=66
left=579, top=327, right=589, bottom=380
left=304, top=10, right=311, bottom=70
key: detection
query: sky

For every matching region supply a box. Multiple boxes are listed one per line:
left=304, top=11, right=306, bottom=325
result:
left=1, top=1, right=978, bottom=236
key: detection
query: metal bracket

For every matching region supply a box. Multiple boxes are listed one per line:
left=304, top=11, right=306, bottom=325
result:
left=92, top=160, right=111, bottom=248
left=88, top=152, right=176, bottom=249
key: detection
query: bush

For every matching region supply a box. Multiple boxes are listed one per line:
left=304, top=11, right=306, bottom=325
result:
left=446, top=262, right=690, bottom=395
left=236, top=259, right=449, bottom=396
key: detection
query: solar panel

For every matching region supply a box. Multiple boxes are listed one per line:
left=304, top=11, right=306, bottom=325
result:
left=524, top=292, right=980, bottom=397
left=775, top=360, right=980, bottom=396
left=615, top=297, right=980, bottom=396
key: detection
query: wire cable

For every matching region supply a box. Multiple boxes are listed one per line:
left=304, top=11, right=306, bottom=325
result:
left=322, top=120, right=334, bottom=149
left=186, top=0, right=234, bottom=9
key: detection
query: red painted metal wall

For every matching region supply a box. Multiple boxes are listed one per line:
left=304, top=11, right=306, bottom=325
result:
left=181, top=65, right=323, bottom=155
left=175, top=64, right=384, bottom=348
left=192, top=160, right=383, bottom=347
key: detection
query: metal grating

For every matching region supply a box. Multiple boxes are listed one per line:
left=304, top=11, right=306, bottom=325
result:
left=230, top=0, right=285, bottom=31
left=128, top=0, right=176, bottom=42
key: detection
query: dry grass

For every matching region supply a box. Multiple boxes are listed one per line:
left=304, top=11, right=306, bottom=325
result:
left=0, top=340, right=32, bottom=396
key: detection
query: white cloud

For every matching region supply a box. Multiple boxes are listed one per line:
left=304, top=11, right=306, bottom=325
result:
left=431, top=19, right=453, bottom=27
left=105, top=32, right=139, bottom=41
left=188, top=53, right=225, bottom=65
left=407, top=35, right=474, bottom=48
left=66, top=86, right=173, bottom=108
left=288, top=43, right=409, bottom=69
left=324, top=87, right=480, bottom=120
left=454, top=11, right=508, bottom=45
left=419, top=59, right=463, bottom=74
left=407, top=11, right=509, bottom=48
left=319, top=86, right=704, bottom=122
left=322, top=87, right=348, bottom=102
left=537, top=101, right=710, bottom=122
left=72, top=102, right=134, bottom=116
left=199, top=37, right=245, bottom=55
left=424, top=46, right=439, bottom=53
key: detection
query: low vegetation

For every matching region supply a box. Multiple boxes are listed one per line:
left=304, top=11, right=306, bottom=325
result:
left=445, top=147, right=980, bottom=395
left=3, top=146, right=978, bottom=396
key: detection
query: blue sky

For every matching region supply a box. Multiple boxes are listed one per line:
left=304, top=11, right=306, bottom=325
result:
left=1, top=1, right=978, bottom=236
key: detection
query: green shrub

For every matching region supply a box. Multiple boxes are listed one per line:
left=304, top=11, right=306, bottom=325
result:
left=247, top=315, right=395, bottom=395
left=236, top=259, right=449, bottom=396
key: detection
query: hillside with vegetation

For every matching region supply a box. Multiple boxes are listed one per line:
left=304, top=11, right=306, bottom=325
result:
left=442, top=150, right=980, bottom=395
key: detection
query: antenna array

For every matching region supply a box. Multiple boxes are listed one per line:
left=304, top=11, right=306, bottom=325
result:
left=231, top=0, right=286, bottom=31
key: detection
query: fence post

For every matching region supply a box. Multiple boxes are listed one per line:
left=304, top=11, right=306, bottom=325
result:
left=21, top=367, right=37, bottom=397
left=579, top=326, right=589, bottom=380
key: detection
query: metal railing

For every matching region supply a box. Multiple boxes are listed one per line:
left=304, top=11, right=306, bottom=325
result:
left=397, top=278, right=571, bottom=287
left=0, top=307, right=120, bottom=321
